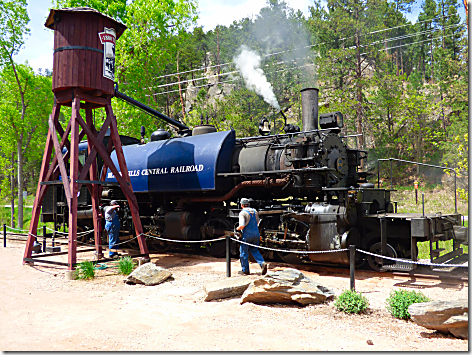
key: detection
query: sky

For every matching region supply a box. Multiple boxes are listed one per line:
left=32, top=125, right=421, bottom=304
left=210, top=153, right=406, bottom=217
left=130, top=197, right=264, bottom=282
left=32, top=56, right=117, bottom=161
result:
left=15, top=0, right=467, bottom=73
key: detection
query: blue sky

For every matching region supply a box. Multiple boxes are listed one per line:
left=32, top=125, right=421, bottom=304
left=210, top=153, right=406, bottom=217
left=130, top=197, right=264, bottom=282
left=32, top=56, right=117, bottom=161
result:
left=15, top=0, right=467, bottom=73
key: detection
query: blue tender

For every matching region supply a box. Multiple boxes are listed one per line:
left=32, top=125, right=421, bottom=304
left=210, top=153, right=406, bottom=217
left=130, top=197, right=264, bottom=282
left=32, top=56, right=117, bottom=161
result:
left=104, top=130, right=236, bottom=192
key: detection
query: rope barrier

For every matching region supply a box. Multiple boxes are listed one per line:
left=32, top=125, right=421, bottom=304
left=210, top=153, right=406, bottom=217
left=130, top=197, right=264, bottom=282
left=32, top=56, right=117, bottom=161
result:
left=6, top=225, right=467, bottom=269
left=6, top=226, right=30, bottom=233
left=357, top=249, right=469, bottom=268
left=143, top=233, right=226, bottom=244
left=231, top=237, right=348, bottom=254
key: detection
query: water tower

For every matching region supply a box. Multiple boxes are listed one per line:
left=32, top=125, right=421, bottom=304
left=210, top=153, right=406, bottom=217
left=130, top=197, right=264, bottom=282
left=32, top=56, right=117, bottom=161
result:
left=23, top=8, right=149, bottom=270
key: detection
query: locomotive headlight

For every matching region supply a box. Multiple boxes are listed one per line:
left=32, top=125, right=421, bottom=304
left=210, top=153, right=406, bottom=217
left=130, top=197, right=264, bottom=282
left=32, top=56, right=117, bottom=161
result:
left=335, top=112, right=344, bottom=128
left=319, top=111, right=344, bottom=129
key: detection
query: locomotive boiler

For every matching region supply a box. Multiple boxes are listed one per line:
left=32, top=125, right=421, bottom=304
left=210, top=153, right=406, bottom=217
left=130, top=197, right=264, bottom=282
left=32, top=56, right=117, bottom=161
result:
left=41, top=87, right=468, bottom=271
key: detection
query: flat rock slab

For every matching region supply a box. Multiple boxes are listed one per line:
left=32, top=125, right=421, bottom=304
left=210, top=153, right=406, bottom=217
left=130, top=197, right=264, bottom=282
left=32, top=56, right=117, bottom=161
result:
left=241, top=268, right=334, bottom=306
left=203, top=277, right=253, bottom=301
left=124, top=263, right=172, bottom=286
left=408, top=299, right=468, bottom=339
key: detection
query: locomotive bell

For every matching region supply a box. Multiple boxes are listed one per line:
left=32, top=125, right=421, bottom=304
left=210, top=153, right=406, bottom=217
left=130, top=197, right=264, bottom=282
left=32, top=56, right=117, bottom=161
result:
left=258, top=117, right=271, bottom=136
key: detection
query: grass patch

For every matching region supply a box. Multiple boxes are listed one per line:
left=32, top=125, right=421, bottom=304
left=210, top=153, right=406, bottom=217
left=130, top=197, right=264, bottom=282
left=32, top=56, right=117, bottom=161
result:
left=334, top=289, right=369, bottom=314
left=74, top=260, right=96, bottom=280
left=391, top=186, right=468, bottom=216
left=117, top=256, right=136, bottom=275
left=386, top=290, right=430, bottom=320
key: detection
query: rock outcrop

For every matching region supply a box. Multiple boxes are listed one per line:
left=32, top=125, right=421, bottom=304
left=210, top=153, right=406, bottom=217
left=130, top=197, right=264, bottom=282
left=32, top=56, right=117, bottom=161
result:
left=240, top=268, right=334, bottom=306
left=203, top=277, right=253, bottom=301
left=408, top=299, right=468, bottom=339
left=124, top=263, right=172, bottom=286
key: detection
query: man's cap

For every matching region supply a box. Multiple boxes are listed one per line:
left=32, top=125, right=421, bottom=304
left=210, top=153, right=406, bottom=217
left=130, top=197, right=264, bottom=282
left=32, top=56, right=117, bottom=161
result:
left=110, top=200, right=119, bottom=206
left=240, top=198, right=251, bottom=206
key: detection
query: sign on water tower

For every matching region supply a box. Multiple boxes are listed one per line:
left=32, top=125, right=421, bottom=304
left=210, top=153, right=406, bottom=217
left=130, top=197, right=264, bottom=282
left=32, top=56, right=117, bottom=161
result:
left=98, top=27, right=116, bottom=81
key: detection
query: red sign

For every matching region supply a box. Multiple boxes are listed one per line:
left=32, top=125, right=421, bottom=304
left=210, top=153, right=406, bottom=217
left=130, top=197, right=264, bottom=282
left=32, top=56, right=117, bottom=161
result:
left=99, top=32, right=116, bottom=45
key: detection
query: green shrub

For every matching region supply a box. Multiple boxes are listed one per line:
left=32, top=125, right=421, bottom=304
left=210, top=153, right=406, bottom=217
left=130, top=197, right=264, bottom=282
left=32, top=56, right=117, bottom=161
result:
left=334, top=289, right=369, bottom=314
left=74, top=260, right=95, bottom=280
left=117, top=256, right=135, bottom=275
left=386, top=289, right=430, bottom=320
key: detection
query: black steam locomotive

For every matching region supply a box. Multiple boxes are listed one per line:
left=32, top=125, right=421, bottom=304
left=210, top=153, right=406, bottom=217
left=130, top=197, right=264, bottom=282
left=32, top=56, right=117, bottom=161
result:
left=41, top=88, right=468, bottom=271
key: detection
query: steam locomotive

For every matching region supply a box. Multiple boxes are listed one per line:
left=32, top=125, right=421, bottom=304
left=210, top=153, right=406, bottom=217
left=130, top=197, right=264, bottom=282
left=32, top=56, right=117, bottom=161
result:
left=41, top=88, right=468, bottom=271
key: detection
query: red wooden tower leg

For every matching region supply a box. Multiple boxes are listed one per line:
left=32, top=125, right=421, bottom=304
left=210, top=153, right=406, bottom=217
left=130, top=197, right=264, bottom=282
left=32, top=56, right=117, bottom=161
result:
left=86, top=108, right=103, bottom=258
left=106, top=104, right=149, bottom=256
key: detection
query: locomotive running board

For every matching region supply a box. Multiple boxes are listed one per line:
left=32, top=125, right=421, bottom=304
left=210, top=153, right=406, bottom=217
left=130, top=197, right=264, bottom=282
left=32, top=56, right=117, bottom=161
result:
left=380, top=259, right=417, bottom=272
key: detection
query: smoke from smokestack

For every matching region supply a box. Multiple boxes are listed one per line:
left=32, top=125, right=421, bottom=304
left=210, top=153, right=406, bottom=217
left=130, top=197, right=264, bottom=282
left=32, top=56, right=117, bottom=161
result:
left=233, top=45, right=280, bottom=110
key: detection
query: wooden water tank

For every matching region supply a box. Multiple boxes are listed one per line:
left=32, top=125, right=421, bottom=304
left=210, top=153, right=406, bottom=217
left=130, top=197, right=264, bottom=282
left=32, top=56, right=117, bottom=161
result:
left=45, top=8, right=127, bottom=96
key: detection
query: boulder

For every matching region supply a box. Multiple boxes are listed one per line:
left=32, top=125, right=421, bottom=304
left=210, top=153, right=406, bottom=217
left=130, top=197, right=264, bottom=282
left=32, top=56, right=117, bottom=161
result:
left=124, top=263, right=172, bottom=286
left=240, top=268, right=334, bottom=306
left=203, top=277, right=253, bottom=301
left=408, top=299, right=468, bottom=339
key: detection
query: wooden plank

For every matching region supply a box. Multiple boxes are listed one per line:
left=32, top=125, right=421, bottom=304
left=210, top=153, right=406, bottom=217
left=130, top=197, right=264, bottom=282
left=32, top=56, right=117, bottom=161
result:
left=86, top=108, right=103, bottom=256
left=48, top=115, right=72, bottom=206
left=23, top=123, right=55, bottom=261
left=78, top=13, right=85, bottom=89
left=79, top=93, right=110, bottom=106
left=84, top=15, right=92, bottom=90
left=68, top=96, right=81, bottom=269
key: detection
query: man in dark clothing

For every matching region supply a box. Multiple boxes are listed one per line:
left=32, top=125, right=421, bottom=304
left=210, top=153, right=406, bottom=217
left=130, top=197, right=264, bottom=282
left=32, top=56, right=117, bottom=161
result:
left=236, top=198, right=268, bottom=275
left=104, top=200, right=121, bottom=258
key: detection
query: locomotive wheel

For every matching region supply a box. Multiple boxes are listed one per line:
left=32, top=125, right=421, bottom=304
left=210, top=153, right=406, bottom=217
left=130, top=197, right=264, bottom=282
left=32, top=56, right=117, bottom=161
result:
left=367, top=242, right=397, bottom=272
left=277, top=251, right=303, bottom=264
left=150, top=238, right=170, bottom=253
left=206, top=218, right=233, bottom=258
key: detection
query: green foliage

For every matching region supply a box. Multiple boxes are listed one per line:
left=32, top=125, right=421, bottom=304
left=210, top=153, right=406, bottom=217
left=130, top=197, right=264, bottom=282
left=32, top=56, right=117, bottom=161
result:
left=386, top=289, right=430, bottom=320
left=117, top=256, right=136, bottom=275
left=334, top=289, right=369, bottom=314
left=74, top=261, right=96, bottom=280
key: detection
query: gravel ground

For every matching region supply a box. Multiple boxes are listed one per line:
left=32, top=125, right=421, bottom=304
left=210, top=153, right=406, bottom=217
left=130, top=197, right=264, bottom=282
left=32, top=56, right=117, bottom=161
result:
left=0, top=240, right=468, bottom=351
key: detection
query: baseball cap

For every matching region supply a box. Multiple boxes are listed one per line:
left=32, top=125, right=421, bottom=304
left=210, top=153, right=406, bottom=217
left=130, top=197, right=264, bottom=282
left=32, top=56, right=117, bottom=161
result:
left=110, top=200, right=119, bottom=206
left=240, top=198, right=250, bottom=206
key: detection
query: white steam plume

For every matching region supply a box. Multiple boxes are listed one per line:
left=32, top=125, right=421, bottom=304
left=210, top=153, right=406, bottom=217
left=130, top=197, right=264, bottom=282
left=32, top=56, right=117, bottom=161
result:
left=233, top=46, right=280, bottom=110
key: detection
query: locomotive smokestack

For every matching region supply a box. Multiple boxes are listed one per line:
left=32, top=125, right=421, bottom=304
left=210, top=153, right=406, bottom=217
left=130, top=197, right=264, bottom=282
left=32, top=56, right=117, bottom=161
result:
left=301, top=88, right=319, bottom=131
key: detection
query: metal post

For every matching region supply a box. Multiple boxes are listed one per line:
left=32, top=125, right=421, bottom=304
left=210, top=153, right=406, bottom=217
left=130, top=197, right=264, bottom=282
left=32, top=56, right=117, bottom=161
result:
left=52, top=231, right=55, bottom=247
left=390, top=159, right=393, bottom=190
left=380, top=217, right=387, bottom=267
left=422, top=193, right=425, bottom=217
left=349, top=245, right=355, bottom=290
left=377, top=160, right=380, bottom=188
left=226, top=235, right=231, bottom=277
left=42, top=225, right=47, bottom=253
left=454, top=170, right=457, bottom=214
left=3, top=224, right=6, bottom=248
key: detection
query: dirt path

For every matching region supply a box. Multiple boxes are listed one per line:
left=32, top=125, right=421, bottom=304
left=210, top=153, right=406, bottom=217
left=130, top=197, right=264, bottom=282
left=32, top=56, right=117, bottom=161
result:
left=0, top=240, right=468, bottom=351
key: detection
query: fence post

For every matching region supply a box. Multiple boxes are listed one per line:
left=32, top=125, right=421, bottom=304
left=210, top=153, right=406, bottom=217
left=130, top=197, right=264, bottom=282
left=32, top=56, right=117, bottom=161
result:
left=42, top=225, right=47, bottom=253
left=349, top=245, right=355, bottom=291
left=3, top=224, right=6, bottom=248
left=226, top=234, right=231, bottom=277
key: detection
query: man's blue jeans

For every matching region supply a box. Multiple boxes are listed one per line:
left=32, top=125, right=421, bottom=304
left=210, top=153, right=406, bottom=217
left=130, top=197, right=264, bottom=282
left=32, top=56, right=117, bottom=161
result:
left=105, top=220, right=120, bottom=257
left=240, top=233, right=265, bottom=273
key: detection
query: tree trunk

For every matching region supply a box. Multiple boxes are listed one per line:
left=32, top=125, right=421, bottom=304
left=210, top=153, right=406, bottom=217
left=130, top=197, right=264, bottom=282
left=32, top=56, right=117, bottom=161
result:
left=176, top=53, right=186, bottom=123
left=17, top=136, right=24, bottom=230
left=10, top=152, right=15, bottom=228
left=216, top=27, right=221, bottom=83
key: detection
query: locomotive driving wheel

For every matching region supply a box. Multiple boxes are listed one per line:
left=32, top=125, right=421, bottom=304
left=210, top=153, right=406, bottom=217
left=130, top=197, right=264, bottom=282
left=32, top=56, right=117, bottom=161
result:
left=366, top=242, right=397, bottom=272
left=206, top=218, right=235, bottom=258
